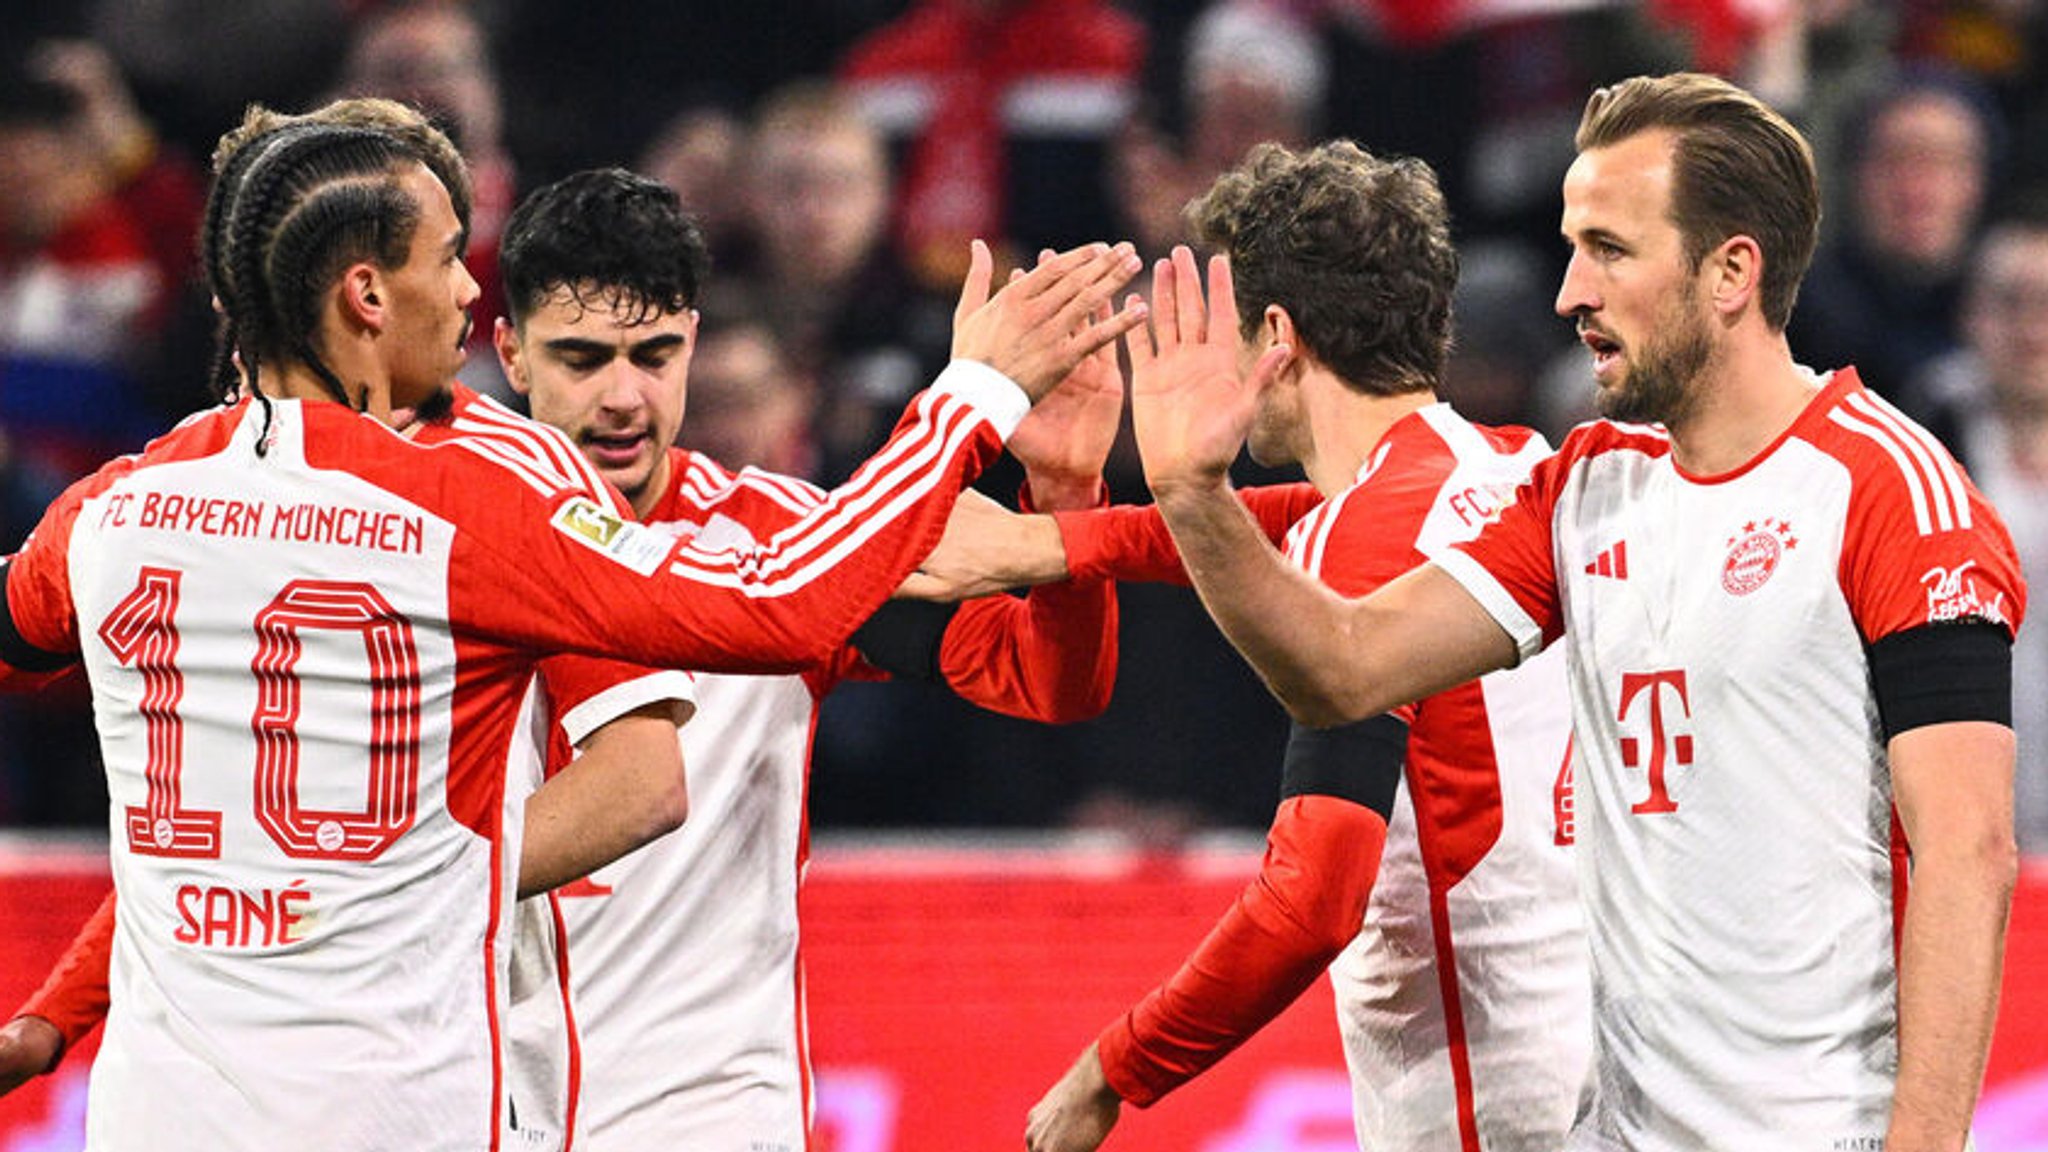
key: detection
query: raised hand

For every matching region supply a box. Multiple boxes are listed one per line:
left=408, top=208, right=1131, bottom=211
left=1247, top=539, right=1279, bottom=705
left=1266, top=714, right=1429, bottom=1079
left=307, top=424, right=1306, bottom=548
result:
left=1127, top=246, right=1290, bottom=499
left=1008, top=252, right=1126, bottom=509
left=1025, top=1043, right=1123, bottom=1152
left=953, top=240, right=1147, bottom=404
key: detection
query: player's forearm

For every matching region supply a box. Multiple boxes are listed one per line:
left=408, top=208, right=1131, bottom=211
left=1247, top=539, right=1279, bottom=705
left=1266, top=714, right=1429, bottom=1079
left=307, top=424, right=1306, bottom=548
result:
left=518, top=708, right=686, bottom=898
left=1151, top=479, right=1389, bottom=726
left=632, top=372, right=1020, bottom=673
left=1888, top=833, right=2016, bottom=1150
left=1098, top=796, right=1383, bottom=1106
left=15, top=889, right=114, bottom=1064
left=940, top=577, right=1117, bottom=722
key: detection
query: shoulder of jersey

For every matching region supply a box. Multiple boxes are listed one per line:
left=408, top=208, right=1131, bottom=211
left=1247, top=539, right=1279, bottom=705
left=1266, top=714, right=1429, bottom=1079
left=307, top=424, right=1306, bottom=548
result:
left=1550, top=417, right=1671, bottom=467
left=664, top=449, right=827, bottom=526
left=1804, top=374, right=1978, bottom=537
left=424, top=390, right=622, bottom=505
left=84, top=402, right=245, bottom=493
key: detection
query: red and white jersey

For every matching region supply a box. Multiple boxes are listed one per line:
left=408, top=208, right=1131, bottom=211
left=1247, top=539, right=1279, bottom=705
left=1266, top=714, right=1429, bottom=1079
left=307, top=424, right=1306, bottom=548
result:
left=553, top=449, right=1115, bottom=1152
left=1438, top=369, right=2027, bottom=1150
left=1284, top=404, right=1586, bottom=1151
left=1, top=362, right=1019, bottom=1152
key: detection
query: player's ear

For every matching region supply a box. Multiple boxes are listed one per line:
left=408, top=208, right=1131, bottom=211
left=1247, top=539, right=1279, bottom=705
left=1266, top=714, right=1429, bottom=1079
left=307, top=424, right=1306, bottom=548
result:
left=1707, top=235, right=1762, bottom=320
left=1263, top=304, right=1296, bottom=349
left=340, top=262, right=386, bottom=332
left=494, top=317, right=530, bottom=395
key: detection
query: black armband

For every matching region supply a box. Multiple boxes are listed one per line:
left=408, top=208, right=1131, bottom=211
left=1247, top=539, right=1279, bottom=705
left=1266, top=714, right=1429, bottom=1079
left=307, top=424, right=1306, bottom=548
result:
left=1868, top=621, right=2012, bottom=738
left=850, top=599, right=962, bottom=682
left=1280, top=714, right=1408, bottom=819
left=0, top=561, right=75, bottom=673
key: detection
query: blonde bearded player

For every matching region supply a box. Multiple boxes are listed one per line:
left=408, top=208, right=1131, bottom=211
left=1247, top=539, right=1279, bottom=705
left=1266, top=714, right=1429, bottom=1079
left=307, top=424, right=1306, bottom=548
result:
left=1108, top=74, right=2023, bottom=1151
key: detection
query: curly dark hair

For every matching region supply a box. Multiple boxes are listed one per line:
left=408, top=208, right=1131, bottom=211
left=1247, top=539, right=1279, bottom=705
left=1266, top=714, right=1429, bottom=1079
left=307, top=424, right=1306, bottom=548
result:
left=500, top=168, right=709, bottom=329
left=1189, top=140, right=1457, bottom=396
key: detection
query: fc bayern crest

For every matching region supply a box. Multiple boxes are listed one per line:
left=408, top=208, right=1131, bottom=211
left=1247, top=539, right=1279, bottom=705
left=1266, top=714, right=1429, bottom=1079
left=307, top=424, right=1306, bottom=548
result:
left=1721, top=519, right=1797, bottom=596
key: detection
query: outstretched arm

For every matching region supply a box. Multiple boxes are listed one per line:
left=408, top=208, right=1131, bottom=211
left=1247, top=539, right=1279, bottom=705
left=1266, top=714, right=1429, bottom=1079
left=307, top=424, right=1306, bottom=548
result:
left=494, top=243, right=1149, bottom=679
left=1130, top=248, right=1514, bottom=725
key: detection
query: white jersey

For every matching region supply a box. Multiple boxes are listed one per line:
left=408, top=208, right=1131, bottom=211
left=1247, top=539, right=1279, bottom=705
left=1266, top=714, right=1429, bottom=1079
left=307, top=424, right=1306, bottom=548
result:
left=1283, top=405, right=1588, bottom=1150
left=1, top=364, right=1022, bottom=1152
left=1438, top=370, right=2026, bottom=1150
left=552, top=448, right=1116, bottom=1152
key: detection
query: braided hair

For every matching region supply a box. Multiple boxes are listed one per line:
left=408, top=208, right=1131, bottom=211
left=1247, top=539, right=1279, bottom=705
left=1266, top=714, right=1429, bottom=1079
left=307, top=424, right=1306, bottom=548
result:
left=199, top=122, right=423, bottom=451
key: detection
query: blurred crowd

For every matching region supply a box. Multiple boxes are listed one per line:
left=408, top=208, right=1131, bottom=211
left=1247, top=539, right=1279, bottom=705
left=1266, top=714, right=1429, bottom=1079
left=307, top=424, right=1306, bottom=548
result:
left=2, top=0, right=2044, bottom=847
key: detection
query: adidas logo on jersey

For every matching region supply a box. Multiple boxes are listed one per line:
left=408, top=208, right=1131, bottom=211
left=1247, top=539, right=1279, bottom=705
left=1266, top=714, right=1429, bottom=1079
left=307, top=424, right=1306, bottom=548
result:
left=1584, top=541, right=1628, bottom=579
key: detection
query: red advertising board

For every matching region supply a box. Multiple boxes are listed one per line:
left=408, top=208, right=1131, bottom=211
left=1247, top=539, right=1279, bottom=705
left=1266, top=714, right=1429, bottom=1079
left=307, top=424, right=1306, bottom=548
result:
left=4, top=837, right=2047, bottom=1151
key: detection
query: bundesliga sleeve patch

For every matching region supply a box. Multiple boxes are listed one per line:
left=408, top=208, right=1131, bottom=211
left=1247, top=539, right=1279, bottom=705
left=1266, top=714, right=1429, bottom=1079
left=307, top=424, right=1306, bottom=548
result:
left=550, top=496, right=672, bottom=577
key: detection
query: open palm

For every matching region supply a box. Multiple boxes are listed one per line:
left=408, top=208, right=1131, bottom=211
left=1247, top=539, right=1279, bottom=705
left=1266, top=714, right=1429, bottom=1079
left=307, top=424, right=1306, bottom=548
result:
left=1126, top=246, right=1289, bottom=498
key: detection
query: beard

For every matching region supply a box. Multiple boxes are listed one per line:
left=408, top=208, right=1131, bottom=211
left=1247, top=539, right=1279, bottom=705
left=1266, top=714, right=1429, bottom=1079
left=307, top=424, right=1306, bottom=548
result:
left=1595, top=287, right=1712, bottom=427
left=1245, top=383, right=1303, bottom=468
left=410, top=380, right=457, bottom=424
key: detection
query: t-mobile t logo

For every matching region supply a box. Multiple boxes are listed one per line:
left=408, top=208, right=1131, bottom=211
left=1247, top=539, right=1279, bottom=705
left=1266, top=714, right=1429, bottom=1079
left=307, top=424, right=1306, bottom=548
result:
left=1617, top=670, right=1692, bottom=815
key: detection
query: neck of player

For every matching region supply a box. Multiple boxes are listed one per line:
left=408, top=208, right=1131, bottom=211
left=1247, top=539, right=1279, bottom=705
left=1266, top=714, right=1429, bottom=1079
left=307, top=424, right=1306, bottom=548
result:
left=1665, top=327, right=1819, bottom=477
left=1300, top=368, right=1438, bottom=497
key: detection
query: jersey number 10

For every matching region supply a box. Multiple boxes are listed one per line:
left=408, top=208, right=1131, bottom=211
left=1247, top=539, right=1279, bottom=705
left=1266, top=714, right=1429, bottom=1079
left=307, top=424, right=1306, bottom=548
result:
left=99, top=566, right=423, bottom=862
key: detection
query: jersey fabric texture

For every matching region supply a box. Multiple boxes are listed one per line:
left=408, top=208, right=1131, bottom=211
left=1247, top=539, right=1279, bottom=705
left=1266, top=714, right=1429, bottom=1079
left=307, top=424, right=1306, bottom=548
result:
left=0, top=360, right=1020, bottom=1152
left=1436, top=369, right=2026, bottom=1151
left=553, top=447, right=1116, bottom=1152
left=1084, top=405, right=1588, bottom=1150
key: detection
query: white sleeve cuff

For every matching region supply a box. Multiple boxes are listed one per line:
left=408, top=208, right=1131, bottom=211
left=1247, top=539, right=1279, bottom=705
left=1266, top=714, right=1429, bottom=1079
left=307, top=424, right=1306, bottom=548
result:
left=932, top=359, right=1030, bottom=441
left=559, top=671, right=698, bottom=747
left=1432, top=551, right=1546, bottom=666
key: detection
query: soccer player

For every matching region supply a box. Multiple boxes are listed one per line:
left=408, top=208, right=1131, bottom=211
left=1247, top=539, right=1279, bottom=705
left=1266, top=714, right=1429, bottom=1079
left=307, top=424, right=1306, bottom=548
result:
left=0, top=102, right=702, bottom=1119
left=490, top=167, right=1118, bottom=1150
left=0, top=110, right=1142, bottom=1152
left=943, top=140, right=1587, bottom=1152
left=1121, top=74, right=2023, bottom=1150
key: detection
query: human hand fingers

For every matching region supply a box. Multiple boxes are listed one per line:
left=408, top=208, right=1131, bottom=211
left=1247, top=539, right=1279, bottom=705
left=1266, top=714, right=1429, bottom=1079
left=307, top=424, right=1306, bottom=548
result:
left=1171, top=245, right=1206, bottom=346
left=953, top=239, right=995, bottom=331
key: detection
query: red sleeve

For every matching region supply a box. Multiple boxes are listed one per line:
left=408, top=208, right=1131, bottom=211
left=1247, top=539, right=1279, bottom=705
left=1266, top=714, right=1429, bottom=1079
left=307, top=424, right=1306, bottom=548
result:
left=2, top=467, right=119, bottom=666
left=1055, top=483, right=1323, bottom=585
left=936, top=575, right=1116, bottom=722
left=445, top=376, right=1013, bottom=676
left=1835, top=427, right=2027, bottom=643
left=1094, top=795, right=1387, bottom=1107
left=16, top=889, right=115, bottom=1064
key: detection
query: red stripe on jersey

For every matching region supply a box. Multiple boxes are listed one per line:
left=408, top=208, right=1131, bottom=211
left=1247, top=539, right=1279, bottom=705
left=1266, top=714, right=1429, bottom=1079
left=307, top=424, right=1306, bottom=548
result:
left=485, top=835, right=506, bottom=1152
left=550, top=891, right=584, bottom=1150
left=666, top=390, right=978, bottom=591
left=445, top=631, right=521, bottom=839
left=1427, top=882, right=1483, bottom=1152
left=1829, top=392, right=1970, bottom=536
left=451, top=395, right=622, bottom=510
